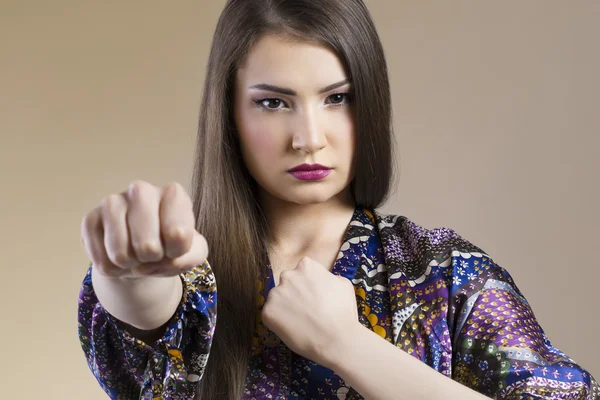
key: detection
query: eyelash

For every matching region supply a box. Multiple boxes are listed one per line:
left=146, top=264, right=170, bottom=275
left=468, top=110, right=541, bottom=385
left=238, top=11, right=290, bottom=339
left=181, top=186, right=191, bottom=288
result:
left=252, top=92, right=352, bottom=112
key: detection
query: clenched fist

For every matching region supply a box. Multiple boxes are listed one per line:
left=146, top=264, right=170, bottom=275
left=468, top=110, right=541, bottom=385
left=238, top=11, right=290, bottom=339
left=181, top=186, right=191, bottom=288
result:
left=81, top=180, right=209, bottom=279
left=261, top=257, right=361, bottom=369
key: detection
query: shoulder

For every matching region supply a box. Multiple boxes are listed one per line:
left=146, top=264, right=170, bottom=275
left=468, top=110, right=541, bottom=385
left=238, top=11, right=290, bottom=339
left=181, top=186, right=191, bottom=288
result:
left=371, top=210, right=515, bottom=292
left=372, top=210, right=488, bottom=264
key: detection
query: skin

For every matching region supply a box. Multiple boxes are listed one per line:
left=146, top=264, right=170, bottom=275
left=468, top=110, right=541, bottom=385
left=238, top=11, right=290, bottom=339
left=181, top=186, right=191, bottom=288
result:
left=82, top=33, right=488, bottom=399
left=233, top=34, right=356, bottom=284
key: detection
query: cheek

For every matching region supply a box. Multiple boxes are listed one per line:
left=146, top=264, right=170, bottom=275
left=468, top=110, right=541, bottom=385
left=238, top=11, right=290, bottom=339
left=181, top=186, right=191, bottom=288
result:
left=329, top=112, right=356, bottom=161
left=237, top=112, right=286, bottom=169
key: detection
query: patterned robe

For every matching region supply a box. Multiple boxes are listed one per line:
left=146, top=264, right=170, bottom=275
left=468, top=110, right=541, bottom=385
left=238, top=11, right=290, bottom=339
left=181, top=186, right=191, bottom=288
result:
left=78, top=208, right=599, bottom=399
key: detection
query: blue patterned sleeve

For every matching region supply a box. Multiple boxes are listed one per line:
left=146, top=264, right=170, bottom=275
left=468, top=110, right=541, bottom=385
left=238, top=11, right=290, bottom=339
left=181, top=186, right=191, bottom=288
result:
left=376, top=214, right=599, bottom=400
left=448, top=253, right=599, bottom=399
left=77, top=262, right=217, bottom=400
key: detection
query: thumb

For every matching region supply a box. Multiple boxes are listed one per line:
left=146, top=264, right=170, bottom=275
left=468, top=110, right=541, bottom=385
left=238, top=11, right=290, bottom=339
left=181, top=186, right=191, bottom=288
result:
left=130, top=231, right=209, bottom=277
left=171, top=230, right=209, bottom=270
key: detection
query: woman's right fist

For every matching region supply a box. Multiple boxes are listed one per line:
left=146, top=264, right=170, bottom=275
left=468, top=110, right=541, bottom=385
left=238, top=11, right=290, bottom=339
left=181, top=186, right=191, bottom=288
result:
left=81, top=181, right=209, bottom=278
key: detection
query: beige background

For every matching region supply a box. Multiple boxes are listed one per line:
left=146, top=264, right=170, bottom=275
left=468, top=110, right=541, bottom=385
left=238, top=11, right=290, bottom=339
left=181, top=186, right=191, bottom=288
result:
left=0, top=0, right=598, bottom=398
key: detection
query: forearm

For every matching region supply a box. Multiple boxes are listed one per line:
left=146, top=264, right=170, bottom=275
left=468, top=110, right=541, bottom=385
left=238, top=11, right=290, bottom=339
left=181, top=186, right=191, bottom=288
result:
left=328, top=325, right=490, bottom=400
left=91, top=265, right=183, bottom=331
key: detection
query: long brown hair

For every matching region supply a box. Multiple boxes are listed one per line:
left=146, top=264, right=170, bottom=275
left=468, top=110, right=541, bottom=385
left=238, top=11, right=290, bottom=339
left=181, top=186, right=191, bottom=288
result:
left=191, top=0, right=394, bottom=398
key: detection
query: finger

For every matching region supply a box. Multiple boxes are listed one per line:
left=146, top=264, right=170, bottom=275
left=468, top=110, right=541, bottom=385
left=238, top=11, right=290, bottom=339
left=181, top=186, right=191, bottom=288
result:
left=295, top=256, right=325, bottom=274
left=261, top=289, right=281, bottom=328
left=126, top=181, right=164, bottom=263
left=338, top=275, right=354, bottom=289
left=278, top=269, right=293, bottom=286
left=81, top=208, right=126, bottom=277
left=132, top=231, right=209, bottom=277
left=100, top=193, right=139, bottom=269
left=159, top=182, right=195, bottom=259
left=296, top=256, right=313, bottom=270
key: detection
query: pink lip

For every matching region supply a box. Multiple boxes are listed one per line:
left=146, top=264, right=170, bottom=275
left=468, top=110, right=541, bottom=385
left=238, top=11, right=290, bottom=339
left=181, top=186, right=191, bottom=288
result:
left=288, top=163, right=332, bottom=181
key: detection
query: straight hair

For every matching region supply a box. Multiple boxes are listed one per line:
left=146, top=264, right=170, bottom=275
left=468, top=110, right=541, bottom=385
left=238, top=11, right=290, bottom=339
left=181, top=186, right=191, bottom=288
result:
left=191, top=0, right=394, bottom=398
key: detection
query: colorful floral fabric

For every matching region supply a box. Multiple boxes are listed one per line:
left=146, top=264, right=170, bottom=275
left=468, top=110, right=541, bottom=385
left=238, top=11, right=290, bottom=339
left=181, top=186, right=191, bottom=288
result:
left=78, top=208, right=599, bottom=399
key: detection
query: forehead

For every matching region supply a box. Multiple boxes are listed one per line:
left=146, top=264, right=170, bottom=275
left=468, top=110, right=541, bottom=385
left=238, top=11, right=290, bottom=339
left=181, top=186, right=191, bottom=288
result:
left=236, top=34, right=348, bottom=89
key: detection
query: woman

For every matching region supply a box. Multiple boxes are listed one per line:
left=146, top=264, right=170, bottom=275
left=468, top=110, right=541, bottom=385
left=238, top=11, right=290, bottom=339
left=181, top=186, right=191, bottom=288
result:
left=78, top=0, right=599, bottom=399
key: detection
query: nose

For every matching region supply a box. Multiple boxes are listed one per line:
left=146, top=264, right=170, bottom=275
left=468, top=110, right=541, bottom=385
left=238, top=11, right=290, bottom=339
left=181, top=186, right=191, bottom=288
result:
left=291, top=108, right=327, bottom=153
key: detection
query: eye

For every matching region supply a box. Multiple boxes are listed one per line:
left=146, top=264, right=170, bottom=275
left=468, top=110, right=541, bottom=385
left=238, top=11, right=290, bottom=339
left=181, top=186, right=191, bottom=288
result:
left=325, top=93, right=351, bottom=105
left=254, top=98, right=286, bottom=111
left=263, top=99, right=282, bottom=109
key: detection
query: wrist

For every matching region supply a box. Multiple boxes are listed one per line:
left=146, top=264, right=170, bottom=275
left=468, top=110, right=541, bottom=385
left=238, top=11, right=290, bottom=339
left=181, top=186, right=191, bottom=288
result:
left=322, top=322, right=371, bottom=372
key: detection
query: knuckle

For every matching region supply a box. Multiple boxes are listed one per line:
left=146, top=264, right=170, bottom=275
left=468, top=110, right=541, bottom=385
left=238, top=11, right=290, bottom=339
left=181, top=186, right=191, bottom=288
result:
left=100, top=194, right=122, bottom=213
left=129, top=179, right=147, bottom=189
left=279, top=270, right=291, bottom=281
left=266, top=287, right=280, bottom=300
left=163, top=182, right=192, bottom=207
left=261, top=302, right=275, bottom=320
left=110, top=250, right=133, bottom=267
left=164, top=181, right=182, bottom=194
left=132, top=239, right=163, bottom=260
left=296, top=257, right=312, bottom=271
left=128, top=180, right=154, bottom=197
left=163, top=225, right=192, bottom=244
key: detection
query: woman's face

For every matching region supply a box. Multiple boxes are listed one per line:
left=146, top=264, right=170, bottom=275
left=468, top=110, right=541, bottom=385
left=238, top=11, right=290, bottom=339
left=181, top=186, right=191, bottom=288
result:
left=234, top=34, right=355, bottom=206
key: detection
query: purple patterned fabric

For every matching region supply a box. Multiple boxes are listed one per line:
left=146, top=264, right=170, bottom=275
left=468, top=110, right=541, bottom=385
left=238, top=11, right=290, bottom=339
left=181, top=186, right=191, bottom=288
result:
left=78, top=208, right=599, bottom=399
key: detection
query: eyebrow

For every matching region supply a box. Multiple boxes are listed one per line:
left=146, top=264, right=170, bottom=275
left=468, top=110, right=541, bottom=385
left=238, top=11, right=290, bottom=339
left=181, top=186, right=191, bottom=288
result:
left=248, top=78, right=351, bottom=96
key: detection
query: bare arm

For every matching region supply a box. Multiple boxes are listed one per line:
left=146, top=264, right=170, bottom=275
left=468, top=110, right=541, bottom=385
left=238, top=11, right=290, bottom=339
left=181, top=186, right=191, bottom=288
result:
left=91, top=270, right=182, bottom=340
left=329, top=324, right=490, bottom=400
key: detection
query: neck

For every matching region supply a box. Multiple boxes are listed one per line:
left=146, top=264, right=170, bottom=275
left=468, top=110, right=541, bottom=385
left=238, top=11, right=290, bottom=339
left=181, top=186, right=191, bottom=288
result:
left=261, top=189, right=356, bottom=255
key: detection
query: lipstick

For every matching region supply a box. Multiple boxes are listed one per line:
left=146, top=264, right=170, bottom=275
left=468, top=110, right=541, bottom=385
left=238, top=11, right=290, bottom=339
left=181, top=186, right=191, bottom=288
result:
left=288, top=163, right=332, bottom=181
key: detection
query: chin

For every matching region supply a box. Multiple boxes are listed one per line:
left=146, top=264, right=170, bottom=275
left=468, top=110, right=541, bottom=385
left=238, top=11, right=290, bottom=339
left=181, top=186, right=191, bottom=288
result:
left=275, top=185, right=349, bottom=206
